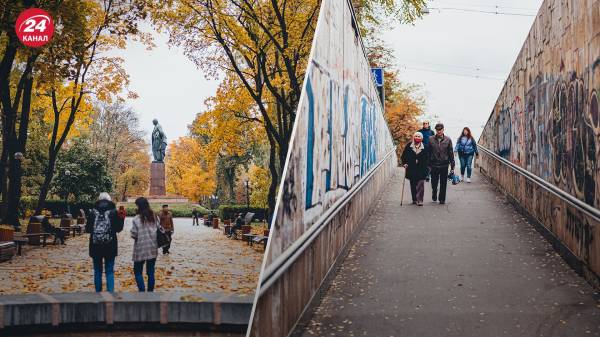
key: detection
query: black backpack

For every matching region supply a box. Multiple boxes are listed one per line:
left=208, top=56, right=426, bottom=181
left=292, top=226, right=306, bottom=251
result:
left=92, top=209, right=113, bottom=245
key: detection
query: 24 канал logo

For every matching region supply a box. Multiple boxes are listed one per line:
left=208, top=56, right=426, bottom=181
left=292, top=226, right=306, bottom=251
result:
left=15, top=8, right=54, bottom=48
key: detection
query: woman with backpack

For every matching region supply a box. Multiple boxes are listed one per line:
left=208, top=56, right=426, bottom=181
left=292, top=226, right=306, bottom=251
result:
left=401, top=131, right=430, bottom=206
left=131, top=197, right=159, bottom=292
left=455, top=127, right=479, bottom=183
left=86, top=192, right=125, bottom=292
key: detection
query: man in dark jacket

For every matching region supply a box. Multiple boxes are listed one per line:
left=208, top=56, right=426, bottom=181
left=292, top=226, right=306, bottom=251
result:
left=418, top=121, right=435, bottom=181
left=192, top=208, right=199, bottom=226
left=418, top=121, right=435, bottom=147
left=159, top=204, right=174, bottom=255
left=428, top=123, right=455, bottom=204
left=85, top=192, right=125, bottom=292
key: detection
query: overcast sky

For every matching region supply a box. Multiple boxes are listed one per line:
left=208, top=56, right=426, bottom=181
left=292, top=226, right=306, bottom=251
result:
left=118, top=0, right=543, bottom=143
left=382, top=0, right=543, bottom=139
left=117, top=31, right=219, bottom=143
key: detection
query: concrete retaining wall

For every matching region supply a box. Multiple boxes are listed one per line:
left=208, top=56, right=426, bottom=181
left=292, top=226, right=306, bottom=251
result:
left=250, top=155, right=395, bottom=337
left=479, top=0, right=600, bottom=288
left=0, top=292, right=252, bottom=335
left=249, top=0, right=397, bottom=335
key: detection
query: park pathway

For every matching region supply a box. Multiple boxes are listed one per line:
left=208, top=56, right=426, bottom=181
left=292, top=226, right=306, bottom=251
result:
left=294, top=168, right=600, bottom=337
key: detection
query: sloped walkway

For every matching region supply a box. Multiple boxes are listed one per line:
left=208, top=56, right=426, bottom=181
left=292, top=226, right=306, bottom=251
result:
left=295, top=168, right=600, bottom=337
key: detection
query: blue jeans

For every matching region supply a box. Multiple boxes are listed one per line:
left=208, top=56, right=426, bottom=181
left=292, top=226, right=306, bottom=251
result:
left=134, top=258, right=156, bottom=292
left=93, top=256, right=115, bottom=292
left=459, top=154, right=475, bottom=178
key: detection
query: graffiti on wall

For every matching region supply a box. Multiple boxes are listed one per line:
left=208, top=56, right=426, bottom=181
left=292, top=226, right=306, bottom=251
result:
left=266, top=0, right=395, bottom=261
left=479, top=0, right=599, bottom=268
left=480, top=0, right=600, bottom=209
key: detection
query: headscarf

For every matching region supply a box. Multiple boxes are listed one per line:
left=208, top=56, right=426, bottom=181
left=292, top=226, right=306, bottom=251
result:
left=411, top=132, right=424, bottom=154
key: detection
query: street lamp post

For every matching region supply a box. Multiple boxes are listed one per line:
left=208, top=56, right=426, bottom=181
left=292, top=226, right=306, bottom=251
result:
left=209, top=194, right=219, bottom=210
left=244, top=180, right=250, bottom=213
left=64, top=169, right=71, bottom=215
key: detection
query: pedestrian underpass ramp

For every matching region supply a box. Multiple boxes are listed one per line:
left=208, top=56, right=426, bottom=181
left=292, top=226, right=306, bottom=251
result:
left=248, top=0, right=397, bottom=336
left=479, top=0, right=600, bottom=288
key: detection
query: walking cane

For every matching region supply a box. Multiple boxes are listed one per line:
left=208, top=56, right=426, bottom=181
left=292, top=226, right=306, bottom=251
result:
left=400, top=166, right=407, bottom=206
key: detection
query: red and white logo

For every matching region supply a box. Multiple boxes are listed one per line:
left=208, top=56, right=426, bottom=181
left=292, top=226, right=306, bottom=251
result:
left=15, top=8, right=54, bottom=48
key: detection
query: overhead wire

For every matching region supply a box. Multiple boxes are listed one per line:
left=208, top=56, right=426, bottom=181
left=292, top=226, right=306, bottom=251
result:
left=426, top=7, right=536, bottom=17
left=399, top=65, right=506, bottom=81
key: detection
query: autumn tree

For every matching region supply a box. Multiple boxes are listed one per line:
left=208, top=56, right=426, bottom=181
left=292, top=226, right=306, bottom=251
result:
left=190, top=76, right=263, bottom=203
left=150, top=0, right=319, bottom=216
left=87, top=102, right=149, bottom=201
left=0, top=0, right=42, bottom=226
left=354, top=1, right=427, bottom=156
left=34, top=0, right=149, bottom=214
left=52, top=137, right=113, bottom=203
left=166, top=136, right=216, bottom=203
left=0, top=0, right=149, bottom=225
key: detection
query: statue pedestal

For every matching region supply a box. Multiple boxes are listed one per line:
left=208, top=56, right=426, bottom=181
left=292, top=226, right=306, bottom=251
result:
left=150, top=162, right=166, bottom=196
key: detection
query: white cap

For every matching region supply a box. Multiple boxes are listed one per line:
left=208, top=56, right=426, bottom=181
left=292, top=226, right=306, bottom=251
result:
left=98, top=192, right=112, bottom=201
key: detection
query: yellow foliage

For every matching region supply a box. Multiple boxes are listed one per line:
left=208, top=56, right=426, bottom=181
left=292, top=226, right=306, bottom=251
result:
left=191, top=76, right=263, bottom=162
left=38, top=82, right=94, bottom=140
left=166, top=137, right=216, bottom=201
left=115, top=150, right=151, bottom=200
left=248, top=165, right=270, bottom=209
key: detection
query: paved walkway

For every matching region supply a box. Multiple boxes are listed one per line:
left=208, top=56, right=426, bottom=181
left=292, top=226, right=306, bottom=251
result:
left=0, top=218, right=263, bottom=295
left=295, top=168, right=600, bottom=337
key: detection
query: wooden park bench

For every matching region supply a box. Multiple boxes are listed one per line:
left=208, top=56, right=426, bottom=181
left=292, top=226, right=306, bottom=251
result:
left=0, top=241, right=16, bottom=261
left=12, top=236, right=28, bottom=256
left=26, top=216, right=60, bottom=246
left=231, top=212, right=254, bottom=240
left=70, top=224, right=85, bottom=236
left=251, top=229, right=269, bottom=249
left=60, top=216, right=73, bottom=236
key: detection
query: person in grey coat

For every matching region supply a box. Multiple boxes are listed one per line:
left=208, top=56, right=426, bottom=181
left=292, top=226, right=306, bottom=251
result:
left=131, top=197, right=158, bottom=292
left=427, top=123, right=455, bottom=204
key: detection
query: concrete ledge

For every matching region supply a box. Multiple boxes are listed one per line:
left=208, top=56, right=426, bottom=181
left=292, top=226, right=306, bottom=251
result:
left=0, top=292, right=252, bottom=334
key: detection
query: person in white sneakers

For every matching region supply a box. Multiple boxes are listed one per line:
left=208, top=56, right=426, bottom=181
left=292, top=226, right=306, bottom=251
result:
left=454, top=127, right=479, bottom=183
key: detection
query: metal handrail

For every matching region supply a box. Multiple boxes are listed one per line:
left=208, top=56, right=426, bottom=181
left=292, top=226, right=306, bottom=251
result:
left=478, top=145, right=600, bottom=223
left=258, top=148, right=396, bottom=297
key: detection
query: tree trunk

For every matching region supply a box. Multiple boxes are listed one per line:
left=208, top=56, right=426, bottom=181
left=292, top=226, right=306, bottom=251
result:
left=0, top=140, right=10, bottom=219
left=266, top=134, right=278, bottom=226
left=0, top=35, right=18, bottom=220
left=4, top=64, right=34, bottom=228
left=35, top=153, right=57, bottom=215
left=5, top=157, right=23, bottom=228
left=121, top=178, right=129, bottom=202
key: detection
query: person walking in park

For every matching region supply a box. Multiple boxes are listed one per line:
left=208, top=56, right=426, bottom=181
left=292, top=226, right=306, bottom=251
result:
left=86, top=192, right=125, bottom=292
left=418, top=121, right=435, bottom=181
left=455, top=127, right=479, bottom=183
left=401, top=132, right=430, bottom=206
left=131, top=197, right=159, bottom=292
left=428, top=123, right=455, bottom=204
left=192, top=207, right=200, bottom=226
left=159, top=204, right=174, bottom=254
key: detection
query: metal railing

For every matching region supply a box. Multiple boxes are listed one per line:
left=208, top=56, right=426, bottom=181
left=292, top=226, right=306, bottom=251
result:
left=258, top=149, right=396, bottom=297
left=478, top=145, right=600, bottom=223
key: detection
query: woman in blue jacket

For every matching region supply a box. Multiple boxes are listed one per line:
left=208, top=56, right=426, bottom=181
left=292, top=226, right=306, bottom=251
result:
left=454, top=127, right=478, bottom=183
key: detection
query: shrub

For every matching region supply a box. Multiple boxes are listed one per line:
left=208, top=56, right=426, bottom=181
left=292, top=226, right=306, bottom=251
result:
left=117, top=203, right=211, bottom=218
left=20, top=196, right=94, bottom=217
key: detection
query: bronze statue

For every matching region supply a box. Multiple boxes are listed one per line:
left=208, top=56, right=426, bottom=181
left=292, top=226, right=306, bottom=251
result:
left=151, top=119, right=167, bottom=162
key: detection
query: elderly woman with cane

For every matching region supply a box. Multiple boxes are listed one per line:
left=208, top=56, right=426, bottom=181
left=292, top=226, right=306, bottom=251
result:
left=401, top=132, right=430, bottom=206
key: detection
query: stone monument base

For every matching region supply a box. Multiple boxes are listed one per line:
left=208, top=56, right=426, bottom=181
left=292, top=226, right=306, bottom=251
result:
left=150, top=161, right=166, bottom=196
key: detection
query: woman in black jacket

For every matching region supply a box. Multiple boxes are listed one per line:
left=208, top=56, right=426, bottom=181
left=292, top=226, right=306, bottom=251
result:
left=401, top=132, right=430, bottom=206
left=85, top=192, right=125, bottom=292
